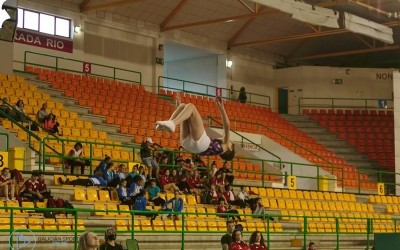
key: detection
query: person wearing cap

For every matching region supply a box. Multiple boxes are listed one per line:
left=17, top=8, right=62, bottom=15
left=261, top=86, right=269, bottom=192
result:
left=140, top=137, right=159, bottom=179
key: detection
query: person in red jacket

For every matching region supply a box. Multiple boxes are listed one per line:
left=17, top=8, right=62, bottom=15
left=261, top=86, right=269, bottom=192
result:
left=249, top=231, right=267, bottom=250
left=186, top=170, right=203, bottom=195
left=229, top=230, right=249, bottom=250
left=217, top=198, right=241, bottom=222
left=37, top=172, right=51, bottom=198
left=159, top=169, right=180, bottom=193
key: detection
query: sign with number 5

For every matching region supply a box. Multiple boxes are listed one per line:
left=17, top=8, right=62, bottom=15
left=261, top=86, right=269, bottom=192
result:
left=83, top=62, right=91, bottom=74
left=288, top=175, right=296, bottom=190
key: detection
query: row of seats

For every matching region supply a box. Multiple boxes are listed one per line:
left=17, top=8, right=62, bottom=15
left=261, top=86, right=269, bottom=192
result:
left=252, top=188, right=356, bottom=201
left=115, top=218, right=283, bottom=232
left=369, top=195, right=400, bottom=204
left=386, top=205, right=400, bottom=213
left=0, top=217, right=85, bottom=230
left=265, top=199, right=373, bottom=212
left=282, top=211, right=387, bottom=222
left=302, top=222, right=397, bottom=233
left=303, top=109, right=393, bottom=116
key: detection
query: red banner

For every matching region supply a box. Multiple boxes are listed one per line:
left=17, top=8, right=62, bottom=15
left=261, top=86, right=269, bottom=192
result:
left=14, top=29, right=73, bottom=53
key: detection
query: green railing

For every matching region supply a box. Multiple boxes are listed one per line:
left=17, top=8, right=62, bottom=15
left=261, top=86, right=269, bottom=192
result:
left=0, top=110, right=44, bottom=168
left=298, top=97, right=394, bottom=114
left=158, top=76, right=271, bottom=107
left=2, top=206, right=396, bottom=250
left=0, top=132, right=9, bottom=151
left=22, top=51, right=142, bottom=84
left=207, top=116, right=282, bottom=164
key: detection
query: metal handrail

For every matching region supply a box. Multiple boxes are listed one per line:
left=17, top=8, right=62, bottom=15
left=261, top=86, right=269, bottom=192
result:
left=298, top=97, right=394, bottom=114
left=23, top=51, right=142, bottom=84
left=158, top=76, right=271, bottom=107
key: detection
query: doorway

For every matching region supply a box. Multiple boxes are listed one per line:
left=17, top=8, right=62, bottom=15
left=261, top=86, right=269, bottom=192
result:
left=278, top=88, right=288, bottom=114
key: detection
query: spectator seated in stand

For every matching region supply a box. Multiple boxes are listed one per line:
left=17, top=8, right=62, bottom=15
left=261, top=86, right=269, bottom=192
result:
left=36, top=102, right=48, bottom=124
left=249, top=231, right=267, bottom=250
left=171, top=168, right=190, bottom=194
left=203, top=184, right=224, bottom=205
left=146, top=178, right=165, bottom=206
left=216, top=161, right=234, bottom=184
left=19, top=171, right=44, bottom=202
left=95, top=156, right=112, bottom=174
left=133, top=190, right=156, bottom=219
left=13, top=99, right=27, bottom=123
left=186, top=170, right=204, bottom=195
left=128, top=177, right=144, bottom=203
left=215, top=172, right=229, bottom=193
left=162, top=190, right=184, bottom=221
left=217, top=198, right=241, bottom=222
left=224, top=185, right=246, bottom=208
left=44, top=113, right=62, bottom=136
left=99, top=227, right=123, bottom=250
left=138, top=165, right=147, bottom=183
left=237, top=186, right=252, bottom=208
left=160, top=169, right=180, bottom=193
left=0, top=97, right=12, bottom=118
left=115, top=164, right=126, bottom=180
left=67, top=142, right=91, bottom=175
left=60, top=169, right=107, bottom=187
left=103, top=163, right=120, bottom=188
left=229, top=230, right=250, bottom=250
left=251, top=198, right=274, bottom=221
left=118, top=179, right=133, bottom=208
left=37, top=171, right=51, bottom=198
left=0, top=168, right=16, bottom=201
left=125, top=164, right=140, bottom=187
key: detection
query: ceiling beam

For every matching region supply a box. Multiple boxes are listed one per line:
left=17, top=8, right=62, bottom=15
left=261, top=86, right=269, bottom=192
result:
left=79, top=0, right=92, bottom=12
left=162, top=0, right=348, bottom=32
left=288, top=45, right=400, bottom=61
left=82, top=0, right=145, bottom=13
left=230, top=21, right=400, bottom=47
left=237, top=0, right=255, bottom=13
left=353, top=34, right=374, bottom=48
left=160, top=0, right=190, bottom=30
left=228, top=6, right=264, bottom=46
left=162, top=10, right=275, bottom=32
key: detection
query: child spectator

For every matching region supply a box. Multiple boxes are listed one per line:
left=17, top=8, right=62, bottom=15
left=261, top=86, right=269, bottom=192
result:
left=128, top=177, right=144, bottom=202
left=252, top=198, right=274, bottom=221
left=37, top=171, right=51, bottom=198
left=0, top=168, right=15, bottom=201
left=162, top=190, right=184, bottom=220
left=115, top=164, right=126, bottom=180
left=102, top=163, right=115, bottom=184
left=160, top=169, right=180, bottom=193
left=67, top=142, right=90, bottom=175
left=44, top=113, right=62, bottom=136
left=146, top=179, right=165, bottom=206
left=118, top=179, right=133, bottom=207
left=19, top=172, right=43, bottom=201
left=237, top=186, right=250, bottom=206
left=125, top=164, right=140, bottom=186
left=60, top=169, right=107, bottom=187
left=36, top=102, right=48, bottom=123
left=138, top=165, right=147, bottom=183
left=187, top=170, right=203, bottom=195
left=171, top=168, right=190, bottom=193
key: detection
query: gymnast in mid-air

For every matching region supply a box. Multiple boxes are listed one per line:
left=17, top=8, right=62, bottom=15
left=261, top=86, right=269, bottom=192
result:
left=155, top=95, right=235, bottom=161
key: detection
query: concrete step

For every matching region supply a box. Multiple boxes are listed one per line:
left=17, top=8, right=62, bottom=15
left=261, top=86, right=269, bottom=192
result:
left=281, top=114, right=313, bottom=122
left=108, top=132, right=135, bottom=143
left=80, top=113, right=105, bottom=124
left=65, top=104, right=92, bottom=115
left=318, top=140, right=348, bottom=147
left=92, top=123, right=119, bottom=134
left=308, top=133, right=339, bottom=140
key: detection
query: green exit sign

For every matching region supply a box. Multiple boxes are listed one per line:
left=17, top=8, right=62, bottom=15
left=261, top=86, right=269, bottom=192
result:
left=332, top=79, right=343, bottom=84
left=156, top=58, right=164, bottom=65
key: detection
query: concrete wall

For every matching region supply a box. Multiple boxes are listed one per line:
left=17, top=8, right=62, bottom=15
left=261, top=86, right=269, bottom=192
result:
left=273, top=66, right=396, bottom=114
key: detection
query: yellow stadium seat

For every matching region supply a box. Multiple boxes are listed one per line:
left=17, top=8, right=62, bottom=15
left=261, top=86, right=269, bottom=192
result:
left=303, top=191, right=311, bottom=200
left=118, top=205, right=131, bottom=217
left=206, top=207, right=217, bottom=218
left=247, top=221, right=256, bottom=231
left=58, top=219, right=72, bottom=230
left=312, top=211, right=320, bottom=222
left=197, top=221, right=208, bottom=231
left=258, top=188, right=266, bottom=197
left=367, top=204, right=374, bottom=212
left=269, top=199, right=278, bottom=209
left=186, top=207, right=196, bottom=218
left=330, top=192, right=337, bottom=201
left=197, top=207, right=207, bottom=219
left=250, top=187, right=259, bottom=195
left=86, top=189, right=99, bottom=201
left=337, top=193, right=344, bottom=201
left=289, top=190, right=297, bottom=199
left=21, top=201, right=35, bottom=213
left=392, top=196, right=399, bottom=204
left=266, top=188, right=275, bottom=197
left=186, top=220, right=197, bottom=231
left=74, top=189, right=87, bottom=201
left=282, top=189, right=289, bottom=198
left=317, top=192, right=324, bottom=200
left=277, top=199, right=286, bottom=209
left=322, top=202, right=330, bottom=211
left=107, top=204, right=119, bottom=217
left=324, top=192, right=331, bottom=200
left=343, top=193, right=351, bottom=201
left=6, top=201, right=21, bottom=214
left=94, top=203, right=107, bottom=216
left=0, top=218, right=10, bottom=229
left=116, top=220, right=129, bottom=231
left=99, top=190, right=111, bottom=202
left=310, top=191, right=318, bottom=200
left=28, top=218, right=42, bottom=230
left=381, top=196, right=388, bottom=203
left=296, top=190, right=304, bottom=199
left=274, top=189, right=282, bottom=198
left=164, top=220, right=175, bottom=231
left=141, top=219, right=152, bottom=231
left=43, top=218, right=57, bottom=230
left=186, top=195, right=197, bottom=205
left=152, top=220, right=164, bottom=231
left=99, top=131, right=107, bottom=140
left=285, top=200, right=294, bottom=210
left=315, top=201, right=323, bottom=211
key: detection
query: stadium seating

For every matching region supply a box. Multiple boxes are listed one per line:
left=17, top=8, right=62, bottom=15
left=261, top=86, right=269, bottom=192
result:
left=306, top=109, right=394, bottom=170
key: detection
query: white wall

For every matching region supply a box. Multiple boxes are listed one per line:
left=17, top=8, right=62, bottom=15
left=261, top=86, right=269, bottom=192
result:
left=164, top=56, right=218, bottom=95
